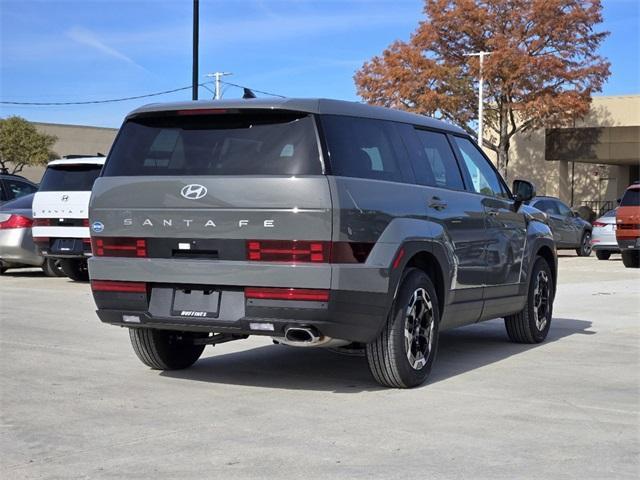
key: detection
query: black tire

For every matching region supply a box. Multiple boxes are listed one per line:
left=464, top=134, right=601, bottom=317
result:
left=504, top=257, right=554, bottom=343
left=595, top=250, right=611, bottom=261
left=621, top=250, right=640, bottom=268
left=575, top=231, right=592, bottom=257
left=365, top=268, right=440, bottom=388
left=129, top=328, right=206, bottom=370
left=60, top=258, right=89, bottom=281
left=42, top=258, right=66, bottom=277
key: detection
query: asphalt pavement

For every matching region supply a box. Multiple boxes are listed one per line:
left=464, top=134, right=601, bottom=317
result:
left=1, top=252, right=639, bottom=479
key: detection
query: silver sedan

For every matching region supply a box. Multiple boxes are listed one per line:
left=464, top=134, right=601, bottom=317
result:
left=0, top=194, right=63, bottom=276
left=591, top=208, right=619, bottom=260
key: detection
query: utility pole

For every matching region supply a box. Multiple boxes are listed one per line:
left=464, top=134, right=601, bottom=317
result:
left=464, top=51, right=491, bottom=146
left=192, top=0, right=199, bottom=100
left=205, top=72, right=233, bottom=100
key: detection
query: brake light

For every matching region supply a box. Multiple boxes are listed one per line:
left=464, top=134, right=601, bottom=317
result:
left=92, top=237, right=147, bottom=257
left=33, top=237, right=49, bottom=246
left=0, top=214, right=33, bottom=229
left=32, top=218, right=51, bottom=227
left=246, top=241, right=373, bottom=263
left=247, top=240, right=329, bottom=263
left=592, top=221, right=607, bottom=227
left=82, top=219, right=90, bottom=227
left=176, top=108, right=227, bottom=116
left=91, top=280, right=148, bottom=293
left=245, top=287, right=329, bottom=302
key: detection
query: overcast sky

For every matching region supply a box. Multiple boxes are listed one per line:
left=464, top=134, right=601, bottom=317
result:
left=1, top=0, right=638, bottom=128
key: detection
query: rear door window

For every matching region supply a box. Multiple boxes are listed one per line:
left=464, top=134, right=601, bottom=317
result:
left=103, top=112, right=322, bottom=176
left=411, top=129, right=464, bottom=189
left=39, top=165, right=103, bottom=192
left=533, top=199, right=559, bottom=215
left=320, top=115, right=412, bottom=183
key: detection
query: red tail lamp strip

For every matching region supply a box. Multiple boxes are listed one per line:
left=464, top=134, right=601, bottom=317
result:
left=245, top=287, right=329, bottom=302
left=92, top=238, right=147, bottom=257
left=247, top=240, right=374, bottom=264
left=32, top=218, right=51, bottom=227
left=91, top=280, right=147, bottom=293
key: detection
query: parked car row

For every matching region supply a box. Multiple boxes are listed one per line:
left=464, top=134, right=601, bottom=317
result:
left=0, top=157, right=105, bottom=279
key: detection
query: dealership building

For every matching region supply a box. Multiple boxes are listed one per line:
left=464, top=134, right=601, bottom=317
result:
left=21, top=94, right=640, bottom=216
left=486, top=94, right=640, bottom=215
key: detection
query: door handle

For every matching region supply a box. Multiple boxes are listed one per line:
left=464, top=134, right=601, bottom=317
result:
left=428, top=197, right=448, bottom=211
left=486, top=208, right=499, bottom=216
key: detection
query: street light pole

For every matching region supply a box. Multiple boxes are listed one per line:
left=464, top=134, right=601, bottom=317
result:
left=192, top=0, right=199, bottom=101
left=464, top=51, right=491, bottom=146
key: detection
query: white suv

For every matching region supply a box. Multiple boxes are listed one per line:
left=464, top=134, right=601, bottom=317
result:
left=32, top=157, right=105, bottom=280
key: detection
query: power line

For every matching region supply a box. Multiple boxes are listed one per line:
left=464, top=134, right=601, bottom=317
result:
left=1, top=80, right=286, bottom=106
left=0, top=83, right=214, bottom=106
left=220, top=81, right=286, bottom=99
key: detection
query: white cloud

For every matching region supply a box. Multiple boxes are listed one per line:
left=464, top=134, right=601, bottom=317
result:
left=66, top=26, right=144, bottom=69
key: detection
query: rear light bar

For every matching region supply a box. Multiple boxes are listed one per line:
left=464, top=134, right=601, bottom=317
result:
left=33, top=237, right=50, bottom=246
left=245, top=287, right=329, bottom=302
left=82, top=219, right=90, bottom=227
left=176, top=108, right=228, bottom=116
left=246, top=240, right=373, bottom=264
left=0, top=214, right=33, bottom=229
left=92, top=237, right=147, bottom=257
left=91, top=280, right=148, bottom=293
left=32, top=218, right=51, bottom=227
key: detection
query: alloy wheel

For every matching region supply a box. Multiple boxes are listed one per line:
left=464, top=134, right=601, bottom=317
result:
left=404, top=288, right=435, bottom=370
left=533, top=271, right=550, bottom=331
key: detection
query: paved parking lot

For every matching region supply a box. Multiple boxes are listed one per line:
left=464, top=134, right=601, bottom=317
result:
left=1, top=253, right=639, bottom=479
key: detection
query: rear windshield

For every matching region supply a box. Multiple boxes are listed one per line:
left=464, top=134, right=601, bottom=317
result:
left=39, top=164, right=103, bottom=192
left=102, top=112, right=322, bottom=176
left=620, top=188, right=640, bottom=206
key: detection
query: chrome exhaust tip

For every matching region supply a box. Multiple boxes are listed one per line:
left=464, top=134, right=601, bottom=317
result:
left=273, top=326, right=350, bottom=348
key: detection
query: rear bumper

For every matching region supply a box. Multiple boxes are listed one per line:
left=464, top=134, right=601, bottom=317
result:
left=617, top=237, right=640, bottom=251
left=38, top=237, right=92, bottom=259
left=94, top=286, right=389, bottom=343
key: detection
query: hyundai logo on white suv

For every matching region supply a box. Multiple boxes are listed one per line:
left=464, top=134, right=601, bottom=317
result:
left=180, top=184, right=208, bottom=200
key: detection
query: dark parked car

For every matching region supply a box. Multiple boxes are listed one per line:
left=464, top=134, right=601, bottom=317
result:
left=0, top=173, right=38, bottom=206
left=527, top=196, right=592, bottom=256
left=89, top=98, right=557, bottom=388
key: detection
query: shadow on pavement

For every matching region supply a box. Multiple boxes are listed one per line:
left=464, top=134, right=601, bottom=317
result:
left=0, top=268, right=46, bottom=277
left=160, top=317, right=593, bottom=393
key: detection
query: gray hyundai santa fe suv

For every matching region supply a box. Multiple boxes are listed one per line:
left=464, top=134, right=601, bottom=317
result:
left=89, top=98, right=557, bottom=388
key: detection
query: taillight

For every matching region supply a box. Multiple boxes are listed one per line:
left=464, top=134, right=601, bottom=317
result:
left=245, top=287, right=329, bottom=302
left=91, top=280, right=148, bottom=293
left=0, top=214, right=33, bottom=229
left=247, top=240, right=329, bottom=263
left=82, top=219, right=90, bottom=227
left=246, top=240, right=373, bottom=263
left=92, top=237, right=147, bottom=257
left=32, top=218, right=51, bottom=227
left=592, top=221, right=607, bottom=227
left=33, top=237, right=50, bottom=246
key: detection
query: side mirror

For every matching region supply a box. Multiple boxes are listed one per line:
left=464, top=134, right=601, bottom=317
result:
left=512, top=179, right=536, bottom=203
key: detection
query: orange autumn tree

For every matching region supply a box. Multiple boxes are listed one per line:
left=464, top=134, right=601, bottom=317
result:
left=355, top=0, right=610, bottom=176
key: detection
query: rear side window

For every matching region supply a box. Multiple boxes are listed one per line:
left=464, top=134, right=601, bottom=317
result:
left=103, top=113, right=321, bottom=176
left=2, top=178, right=37, bottom=200
left=321, top=115, right=409, bottom=183
left=620, top=188, right=640, bottom=206
left=38, top=165, right=102, bottom=192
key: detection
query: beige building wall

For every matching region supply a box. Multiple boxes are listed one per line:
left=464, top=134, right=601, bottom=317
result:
left=12, top=123, right=118, bottom=183
left=484, top=95, right=640, bottom=209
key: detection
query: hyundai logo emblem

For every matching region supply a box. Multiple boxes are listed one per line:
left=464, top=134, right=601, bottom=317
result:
left=180, top=184, right=208, bottom=200
left=61, top=195, right=69, bottom=202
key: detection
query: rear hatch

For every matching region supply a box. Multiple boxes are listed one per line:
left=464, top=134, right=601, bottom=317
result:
left=90, top=109, right=332, bottom=262
left=616, top=187, right=640, bottom=241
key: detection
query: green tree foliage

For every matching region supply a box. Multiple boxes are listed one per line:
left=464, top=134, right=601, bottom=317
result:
left=0, top=116, right=57, bottom=174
